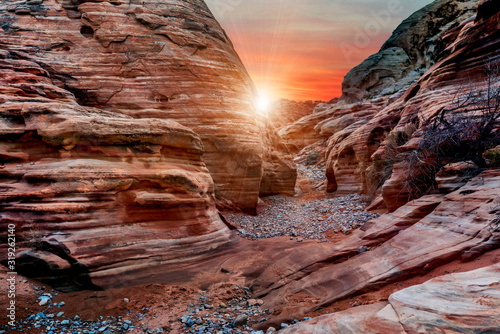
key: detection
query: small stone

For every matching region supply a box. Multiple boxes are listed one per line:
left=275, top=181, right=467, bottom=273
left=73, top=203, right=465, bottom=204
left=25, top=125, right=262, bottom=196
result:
left=56, top=312, right=64, bottom=317
left=297, top=237, right=303, bottom=242
left=247, top=299, right=258, bottom=306
left=60, top=320, right=71, bottom=326
left=38, top=296, right=51, bottom=306
left=219, top=302, right=227, bottom=308
left=232, top=314, right=248, bottom=327
left=266, top=328, right=277, bottom=334
left=357, top=246, right=369, bottom=254
left=123, top=298, right=129, bottom=303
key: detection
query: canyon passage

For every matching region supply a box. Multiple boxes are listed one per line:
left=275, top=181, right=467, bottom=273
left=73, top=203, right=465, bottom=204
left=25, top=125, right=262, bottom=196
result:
left=1, top=0, right=500, bottom=333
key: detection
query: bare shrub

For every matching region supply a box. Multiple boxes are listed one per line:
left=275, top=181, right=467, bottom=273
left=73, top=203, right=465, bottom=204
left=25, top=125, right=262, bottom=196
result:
left=367, top=121, right=418, bottom=197
left=24, top=224, right=46, bottom=249
left=403, top=58, right=500, bottom=198
left=305, top=150, right=321, bottom=166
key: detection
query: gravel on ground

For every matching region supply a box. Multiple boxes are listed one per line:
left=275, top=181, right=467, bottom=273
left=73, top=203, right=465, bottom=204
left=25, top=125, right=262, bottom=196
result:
left=227, top=193, right=379, bottom=241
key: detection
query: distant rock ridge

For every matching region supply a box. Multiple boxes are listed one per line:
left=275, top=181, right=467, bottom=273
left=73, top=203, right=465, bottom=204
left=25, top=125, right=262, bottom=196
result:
left=268, top=99, right=325, bottom=131
left=340, top=0, right=480, bottom=104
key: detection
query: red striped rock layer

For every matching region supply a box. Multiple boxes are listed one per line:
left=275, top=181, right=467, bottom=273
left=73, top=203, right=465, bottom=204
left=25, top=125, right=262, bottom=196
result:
left=0, top=53, right=230, bottom=289
left=252, top=170, right=500, bottom=328
left=323, top=0, right=500, bottom=210
left=279, top=263, right=500, bottom=334
left=0, top=0, right=296, bottom=213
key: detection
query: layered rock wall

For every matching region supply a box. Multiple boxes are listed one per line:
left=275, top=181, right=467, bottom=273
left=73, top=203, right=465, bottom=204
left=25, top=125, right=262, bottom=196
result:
left=0, top=53, right=231, bottom=289
left=0, top=0, right=296, bottom=213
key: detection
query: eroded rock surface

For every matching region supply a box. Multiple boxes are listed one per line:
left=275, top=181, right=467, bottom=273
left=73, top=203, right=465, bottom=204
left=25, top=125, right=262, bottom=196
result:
left=0, top=38, right=232, bottom=289
left=268, top=99, right=323, bottom=131
left=253, top=170, right=500, bottom=323
left=318, top=0, right=500, bottom=211
left=279, top=263, right=500, bottom=333
left=0, top=0, right=295, bottom=213
left=340, top=0, right=480, bottom=103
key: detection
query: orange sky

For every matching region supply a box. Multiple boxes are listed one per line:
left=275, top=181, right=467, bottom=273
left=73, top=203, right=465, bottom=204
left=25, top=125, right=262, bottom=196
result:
left=206, top=0, right=433, bottom=101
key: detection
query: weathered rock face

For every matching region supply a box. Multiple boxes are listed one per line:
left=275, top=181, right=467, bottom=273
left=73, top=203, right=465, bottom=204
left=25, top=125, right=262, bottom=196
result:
left=0, top=0, right=296, bottom=213
left=315, top=0, right=500, bottom=211
left=340, top=0, right=480, bottom=103
left=278, top=99, right=384, bottom=153
left=279, top=263, right=500, bottom=333
left=0, top=54, right=231, bottom=289
left=379, top=0, right=500, bottom=211
left=268, top=99, right=322, bottom=131
left=253, top=170, right=500, bottom=327
left=280, top=1, right=479, bottom=158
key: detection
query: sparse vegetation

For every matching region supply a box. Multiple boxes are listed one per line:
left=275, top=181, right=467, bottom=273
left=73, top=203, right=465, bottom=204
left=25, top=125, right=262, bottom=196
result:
left=305, top=150, right=321, bottom=166
left=24, top=224, right=45, bottom=248
left=485, top=147, right=500, bottom=166
left=367, top=121, right=418, bottom=197
left=403, top=58, right=500, bottom=199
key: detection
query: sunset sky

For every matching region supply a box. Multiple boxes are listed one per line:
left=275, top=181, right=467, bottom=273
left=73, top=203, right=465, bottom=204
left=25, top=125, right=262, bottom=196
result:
left=205, top=0, right=434, bottom=101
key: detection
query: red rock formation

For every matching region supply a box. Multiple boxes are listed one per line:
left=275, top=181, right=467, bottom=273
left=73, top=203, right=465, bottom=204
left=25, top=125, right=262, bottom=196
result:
left=340, top=0, right=480, bottom=104
left=279, top=263, right=500, bottom=333
left=0, top=55, right=231, bottom=289
left=253, top=170, right=500, bottom=325
left=380, top=0, right=500, bottom=210
left=316, top=0, right=500, bottom=212
left=0, top=0, right=295, bottom=214
left=267, top=99, right=323, bottom=131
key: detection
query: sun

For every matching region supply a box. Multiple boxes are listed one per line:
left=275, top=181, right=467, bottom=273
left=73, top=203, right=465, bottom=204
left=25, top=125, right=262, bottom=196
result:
left=254, top=92, right=272, bottom=117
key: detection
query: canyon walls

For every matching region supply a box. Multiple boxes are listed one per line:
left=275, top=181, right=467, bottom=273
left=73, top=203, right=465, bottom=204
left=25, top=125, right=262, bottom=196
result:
left=0, top=0, right=297, bottom=287
left=0, top=0, right=296, bottom=214
left=279, top=0, right=500, bottom=212
left=0, top=53, right=231, bottom=289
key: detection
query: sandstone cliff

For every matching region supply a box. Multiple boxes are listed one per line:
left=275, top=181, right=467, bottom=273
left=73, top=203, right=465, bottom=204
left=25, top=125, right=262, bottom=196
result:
left=340, top=0, right=480, bottom=103
left=245, top=2, right=500, bottom=330
left=0, top=53, right=231, bottom=289
left=0, top=0, right=296, bottom=214
left=268, top=99, right=323, bottom=131
left=279, top=0, right=480, bottom=155
left=0, top=0, right=297, bottom=288
left=282, top=0, right=500, bottom=211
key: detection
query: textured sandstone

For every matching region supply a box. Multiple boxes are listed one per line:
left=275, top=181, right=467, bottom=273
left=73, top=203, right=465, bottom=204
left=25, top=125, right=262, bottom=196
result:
left=255, top=170, right=500, bottom=316
left=0, top=0, right=295, bottom=213
left=0, top=56, right=232, bottom=289
left=268, top=99, right=322, bottom=131
left=317, top=0, right=500, bottom=211
left=340, top=0, right=480, bottom=103
left=279, top=264, right=500, bottom=334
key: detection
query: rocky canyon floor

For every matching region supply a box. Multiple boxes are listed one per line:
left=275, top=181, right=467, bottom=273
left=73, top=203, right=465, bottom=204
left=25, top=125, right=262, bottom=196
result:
left=2, top=163, right=500, bottom=334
